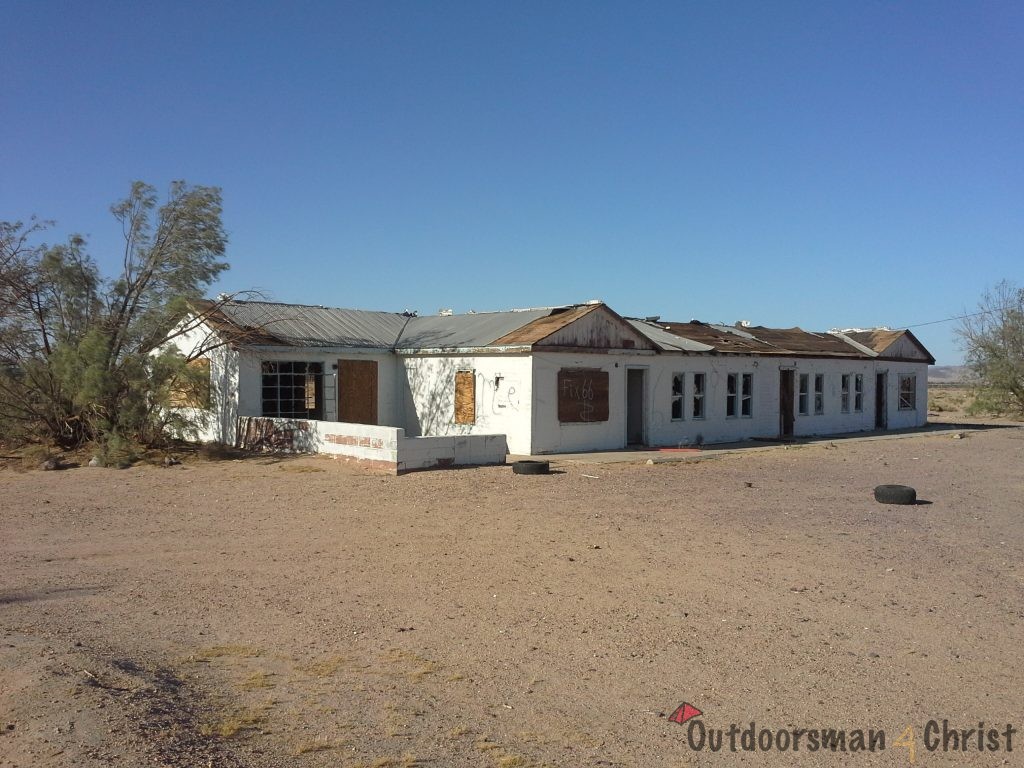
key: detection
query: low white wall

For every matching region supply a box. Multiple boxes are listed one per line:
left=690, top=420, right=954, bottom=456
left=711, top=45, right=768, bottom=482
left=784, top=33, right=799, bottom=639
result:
left=233, top=416, right=505, bottom=473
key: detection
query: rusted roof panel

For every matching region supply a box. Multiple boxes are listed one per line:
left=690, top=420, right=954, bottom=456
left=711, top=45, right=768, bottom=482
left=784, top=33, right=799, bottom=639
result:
left=842, top=329, right=906, bottom=354
left=626, top=320, right=715, bottom=352
left=660, top=322, right=867, bottom=357
left=490, top=304, right=601, bottom=346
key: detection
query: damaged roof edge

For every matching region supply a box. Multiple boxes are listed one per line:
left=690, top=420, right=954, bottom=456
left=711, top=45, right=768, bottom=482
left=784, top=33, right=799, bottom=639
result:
left=187, top=299, right=934, bottom=362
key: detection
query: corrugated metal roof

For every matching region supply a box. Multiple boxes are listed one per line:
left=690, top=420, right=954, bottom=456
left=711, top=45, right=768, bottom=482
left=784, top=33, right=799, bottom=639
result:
left=198, top=300, right=410, bottom=348
left=626, top=319, right=715, bottom=352
left=398, top=308, right=553, bottom=350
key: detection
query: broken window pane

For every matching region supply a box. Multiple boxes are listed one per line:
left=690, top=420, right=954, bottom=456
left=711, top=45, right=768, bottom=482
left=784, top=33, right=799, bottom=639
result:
left=671, top=374, right=684, bottom=421
left=898, top=375, right=916, bottom=410
left=692, top=373, right=706, bottom=419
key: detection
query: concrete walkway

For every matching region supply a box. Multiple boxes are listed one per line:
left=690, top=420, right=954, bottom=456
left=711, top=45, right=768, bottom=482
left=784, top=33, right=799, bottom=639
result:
left=509, top=421, right=1021, bottom=466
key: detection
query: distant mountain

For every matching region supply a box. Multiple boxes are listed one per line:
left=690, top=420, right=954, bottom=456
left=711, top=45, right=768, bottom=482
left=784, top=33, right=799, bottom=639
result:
left=929, top=365, right=974, bottom=384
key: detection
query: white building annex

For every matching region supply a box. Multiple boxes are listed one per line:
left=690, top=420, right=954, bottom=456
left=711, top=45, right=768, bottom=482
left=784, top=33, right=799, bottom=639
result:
left=167, top=299, right=934, bottom=472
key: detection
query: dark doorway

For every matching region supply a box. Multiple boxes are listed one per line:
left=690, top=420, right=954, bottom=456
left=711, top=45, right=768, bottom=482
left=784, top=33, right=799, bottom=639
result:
left=338, top=359, right=378, bottom=425
left=875, top=372, right=887, bottom=429
left=626, top=368, right=645, bottom=446
left=779, top=369, right=795, bottom=438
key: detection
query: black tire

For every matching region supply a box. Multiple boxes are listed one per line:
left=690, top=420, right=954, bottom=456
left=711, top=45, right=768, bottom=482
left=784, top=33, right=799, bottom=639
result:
left=873, top=484, right=917, bottom=505
left=512, top=460, right=550, bottom=475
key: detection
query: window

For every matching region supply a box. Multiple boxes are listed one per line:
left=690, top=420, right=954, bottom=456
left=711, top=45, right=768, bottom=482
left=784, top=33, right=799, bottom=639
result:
left=899, top=374, right=917, bottom=410
left=814, top=374, right=825, bottom=415
left=841, top=374, right=851, bottom=413
left=455, top=370, right=476, bottom=424
left=169, top=357, right=211, bottom=408
left=261, top=361, right=323, bottom=419
left=671, top=374, right=684, bottom=420
left=854, top=374, right=864, bottom=412
left=741, top=372, right=753, bottom=416
left=692, top=373, right=706, bottom=419
left=798, top=374, right=809, bottom=415
left=727, top=373, right=753, bottom=418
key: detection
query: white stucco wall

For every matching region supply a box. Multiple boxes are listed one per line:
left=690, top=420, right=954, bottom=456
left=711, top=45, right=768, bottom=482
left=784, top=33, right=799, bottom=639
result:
left=531, top=352, right=637, bottom=454
left=644, top=356, right=904, bottom=445
left=400, top=353, right=531, bottom=455
left=233, top=348, right=403, bottom=427
left=531, top=352, right=930, bottom=453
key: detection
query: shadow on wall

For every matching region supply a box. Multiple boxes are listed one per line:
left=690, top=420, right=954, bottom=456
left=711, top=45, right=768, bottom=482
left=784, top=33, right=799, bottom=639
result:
left=211, top=351, right=240, bottom=443
left=402, top=359, right=458, bottom=438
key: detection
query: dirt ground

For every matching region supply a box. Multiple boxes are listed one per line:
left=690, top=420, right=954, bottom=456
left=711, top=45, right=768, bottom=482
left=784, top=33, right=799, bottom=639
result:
left=2, top=422, right=1023, bottom=767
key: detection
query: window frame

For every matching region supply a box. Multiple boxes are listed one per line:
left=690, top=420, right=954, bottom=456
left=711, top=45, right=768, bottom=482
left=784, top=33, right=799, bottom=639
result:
left=898, top=374, right=917, bottom=411
left=670, top=373, right=685, bottom=421
left=727, top=372, right=753, bottom=419
left=692, top=372, right=706, bottom=420
left=798, top=373, right=809, bottom=416
left=840, top=374, right=851, bottom=413
left=813, top=373, right=825, bottom=415
left=260, top=360, right=324, bottom=420
left=854, top=374, right=864, bottom=413
left=740, top=372, right=753, bottom=417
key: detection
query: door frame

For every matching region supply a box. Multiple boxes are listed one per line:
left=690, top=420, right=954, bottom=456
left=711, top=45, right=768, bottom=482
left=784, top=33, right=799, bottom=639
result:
left=778, top=368, right=795, bottom=439
left=625, top=366, right=647, bottom=447
left=875, top=370, right=888, bottom=430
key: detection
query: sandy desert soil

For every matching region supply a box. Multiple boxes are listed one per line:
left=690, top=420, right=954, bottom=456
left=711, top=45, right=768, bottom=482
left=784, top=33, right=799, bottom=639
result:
left=2, top=424, right=1023, bottom=767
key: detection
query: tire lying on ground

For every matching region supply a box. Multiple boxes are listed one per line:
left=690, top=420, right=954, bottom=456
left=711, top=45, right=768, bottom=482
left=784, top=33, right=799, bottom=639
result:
left=512, top=460, right=550, bottom=475
left=873, top=484, right=917, bottom=505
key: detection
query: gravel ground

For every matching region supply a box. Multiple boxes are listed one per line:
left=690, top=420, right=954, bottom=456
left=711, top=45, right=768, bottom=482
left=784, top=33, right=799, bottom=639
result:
left=2, top=424, right=1023, bottom=767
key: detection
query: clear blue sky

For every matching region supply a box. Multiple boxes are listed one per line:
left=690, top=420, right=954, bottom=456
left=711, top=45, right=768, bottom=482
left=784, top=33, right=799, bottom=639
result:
left=3, top=1, right=1022, bottom=364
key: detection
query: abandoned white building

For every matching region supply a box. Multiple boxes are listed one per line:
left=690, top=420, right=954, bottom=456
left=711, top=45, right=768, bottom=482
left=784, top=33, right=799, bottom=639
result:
left=167, top=299, right=934, bottom=472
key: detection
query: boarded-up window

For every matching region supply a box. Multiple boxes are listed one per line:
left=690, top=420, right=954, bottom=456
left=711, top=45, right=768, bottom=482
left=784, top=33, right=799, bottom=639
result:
left=557, top=368, right=609, bottom=423
left=169, top=358, right=211, bottom=408
left=455, top=370, right=476, bottom=424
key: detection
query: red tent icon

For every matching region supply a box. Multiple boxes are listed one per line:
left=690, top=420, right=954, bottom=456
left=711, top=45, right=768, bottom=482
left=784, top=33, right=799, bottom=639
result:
left=668, top=702, right=702, bottom=725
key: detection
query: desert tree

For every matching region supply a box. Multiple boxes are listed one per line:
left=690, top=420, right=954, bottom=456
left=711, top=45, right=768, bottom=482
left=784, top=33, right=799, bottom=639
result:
left=956, top=280, right=1024, bottom=415
left=0, top=181, right=240, bottom=452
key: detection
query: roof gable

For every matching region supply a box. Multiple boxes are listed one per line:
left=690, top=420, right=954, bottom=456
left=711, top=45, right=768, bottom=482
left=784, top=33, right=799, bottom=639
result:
left=494, top=304, right=657, bottom=351
left=841, top=329, right=935, bottom=363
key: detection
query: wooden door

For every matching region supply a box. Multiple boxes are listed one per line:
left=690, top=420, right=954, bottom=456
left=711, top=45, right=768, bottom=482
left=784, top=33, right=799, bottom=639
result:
left=338, top=359, right=378, bottom=425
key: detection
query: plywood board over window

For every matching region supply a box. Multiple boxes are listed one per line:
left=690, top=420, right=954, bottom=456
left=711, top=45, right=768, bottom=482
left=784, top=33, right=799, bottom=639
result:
left=455, top=370, right=476, bottom=424
left=557, top=368, right=609, bottom=423
left=169, top=357, right=211, bottom=408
